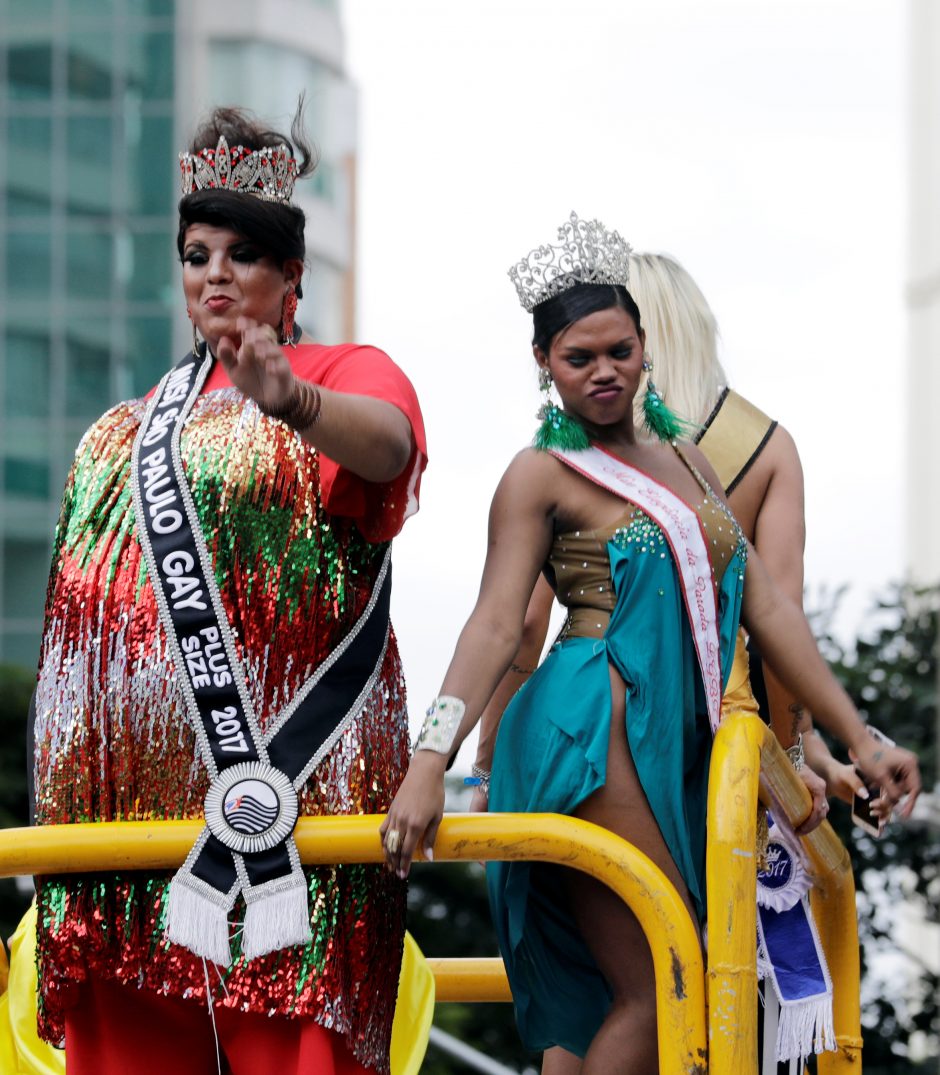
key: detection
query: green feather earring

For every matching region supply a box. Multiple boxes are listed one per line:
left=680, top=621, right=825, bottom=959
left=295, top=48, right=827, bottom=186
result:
left=533, top=367, right=590, bottom=452
left=642, top=354, right=693, bottom=442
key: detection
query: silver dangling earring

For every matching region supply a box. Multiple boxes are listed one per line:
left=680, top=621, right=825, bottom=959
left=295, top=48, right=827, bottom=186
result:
left=538, top=366, right=552, bottom=393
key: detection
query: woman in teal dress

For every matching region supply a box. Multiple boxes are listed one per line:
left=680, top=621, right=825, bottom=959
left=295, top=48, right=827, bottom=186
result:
left=381, top=214, right=921, bottom=1075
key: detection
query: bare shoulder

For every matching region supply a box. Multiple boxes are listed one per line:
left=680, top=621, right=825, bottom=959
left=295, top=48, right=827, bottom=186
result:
left=762, top=422, right=804, bottom=479
left=493, top=447, right=566, bottom=513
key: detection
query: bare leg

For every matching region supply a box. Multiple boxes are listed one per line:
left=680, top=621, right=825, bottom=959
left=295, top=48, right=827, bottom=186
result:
left=564, top=667, right=700, bottom=1075
left=541, top=1045, right=582, bottom=1075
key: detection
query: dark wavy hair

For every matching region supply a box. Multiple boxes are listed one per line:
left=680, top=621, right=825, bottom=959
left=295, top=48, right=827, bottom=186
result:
left=531, top=283, right=643, bottom=353
left=177, top=100, right=318, bottom=298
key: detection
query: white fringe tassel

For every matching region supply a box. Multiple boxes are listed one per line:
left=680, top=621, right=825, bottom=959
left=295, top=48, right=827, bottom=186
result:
left=777, top=995, right=836, bottom=1063
left=241, top=881, right=312, bottom=961
left=166, top=878, right=232, bottom=967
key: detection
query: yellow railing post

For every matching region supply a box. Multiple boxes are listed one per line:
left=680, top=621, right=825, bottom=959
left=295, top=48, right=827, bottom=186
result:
left=0, top=813, right=707, bottom=1075
left=708, top=713, right=862, bottom=1074
left=707, top=713, right=761, bottom=1071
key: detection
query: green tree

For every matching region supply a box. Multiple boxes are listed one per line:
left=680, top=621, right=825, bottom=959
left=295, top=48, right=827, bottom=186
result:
left=811, top=583, right=938, bottom=1073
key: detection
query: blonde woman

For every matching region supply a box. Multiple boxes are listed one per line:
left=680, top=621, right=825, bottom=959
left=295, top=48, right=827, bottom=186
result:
left=626, top=252, right=865, bottom=805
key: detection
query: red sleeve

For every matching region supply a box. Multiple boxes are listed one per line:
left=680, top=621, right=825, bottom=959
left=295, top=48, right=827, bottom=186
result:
left=293, top=344, right=428, bottom=543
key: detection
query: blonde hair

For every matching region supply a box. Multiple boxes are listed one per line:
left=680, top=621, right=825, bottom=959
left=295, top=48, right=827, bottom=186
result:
left=628, top=252, right=728, bottom=431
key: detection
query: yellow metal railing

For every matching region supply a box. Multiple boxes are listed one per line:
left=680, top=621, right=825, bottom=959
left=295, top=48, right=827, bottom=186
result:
left=0, top=814, right=705, bottom=1074
left=0, top=712, right=860, bottom=1073
left=708, top=714, right=862, bottom=1073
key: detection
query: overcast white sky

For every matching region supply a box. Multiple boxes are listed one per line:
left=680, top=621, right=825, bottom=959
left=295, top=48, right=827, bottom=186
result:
left=341, top=0, right=908, bottom=753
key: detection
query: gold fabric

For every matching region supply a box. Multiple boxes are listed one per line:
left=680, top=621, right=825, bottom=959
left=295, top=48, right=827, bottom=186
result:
left=695, top=389, right=776, bottom=493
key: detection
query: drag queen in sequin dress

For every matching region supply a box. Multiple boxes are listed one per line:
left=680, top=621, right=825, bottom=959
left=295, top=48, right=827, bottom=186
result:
left=32, top=107, right=426, bottom=1075
left=380, top=214, right=919, bottom=1075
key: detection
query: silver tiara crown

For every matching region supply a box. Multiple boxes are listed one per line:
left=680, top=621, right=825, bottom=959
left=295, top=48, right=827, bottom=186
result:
left=179, top=135, right=299, bottom=205
left=508, top=211, right=632, bottom=312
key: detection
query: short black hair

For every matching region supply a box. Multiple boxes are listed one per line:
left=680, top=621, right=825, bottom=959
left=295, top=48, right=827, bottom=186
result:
left=531, top=284, right=643, bottom=353
left=177, top=103, right=317, bottom=298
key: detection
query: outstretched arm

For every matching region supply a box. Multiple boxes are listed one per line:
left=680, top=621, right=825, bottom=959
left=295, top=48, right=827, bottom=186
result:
left=741, top=550, right=921, bottom=815
left=687, top=438, right=865, bottom=819
left=218, top=318, right=414, bottom=482
left=381, top=451, right=558, bottom=875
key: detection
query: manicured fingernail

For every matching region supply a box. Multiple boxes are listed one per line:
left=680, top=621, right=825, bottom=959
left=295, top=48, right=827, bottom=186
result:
left=856, top=787, right=870, bottom=800
left=424, top=848, right=434, bottom=862
left=397, top=869, right=407, bottom=880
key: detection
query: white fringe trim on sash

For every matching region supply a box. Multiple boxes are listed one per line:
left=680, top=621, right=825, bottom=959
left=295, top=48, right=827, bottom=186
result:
left=776, top=992, right=836, bottom=1063
left=166, top=877, right=233, bottom=967
left=241, top=878, right=312, bottom=960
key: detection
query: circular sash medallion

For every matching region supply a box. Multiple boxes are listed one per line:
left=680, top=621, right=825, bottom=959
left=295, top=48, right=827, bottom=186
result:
left=756, top=821, right=811, bottom=913
left=757, top=840, right=793, bottom=890
left=204, top=762, right=298, bottom=855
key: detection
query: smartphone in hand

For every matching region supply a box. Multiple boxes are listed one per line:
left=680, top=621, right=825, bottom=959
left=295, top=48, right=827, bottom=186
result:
left=851, top=725, right=896, bottom=838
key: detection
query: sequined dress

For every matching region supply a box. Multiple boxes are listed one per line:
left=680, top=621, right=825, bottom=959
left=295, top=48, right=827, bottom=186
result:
left=487, top=454, right=745, bottom=1056
left=32, top=343, right=427, bottom=1073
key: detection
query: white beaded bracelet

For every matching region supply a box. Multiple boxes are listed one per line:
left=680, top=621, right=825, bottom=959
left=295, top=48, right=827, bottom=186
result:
left=414, top=696, right=465, bottom=755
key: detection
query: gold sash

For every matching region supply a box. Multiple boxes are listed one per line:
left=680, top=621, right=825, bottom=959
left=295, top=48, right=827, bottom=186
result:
left=694, top=388, right=777, bottom=495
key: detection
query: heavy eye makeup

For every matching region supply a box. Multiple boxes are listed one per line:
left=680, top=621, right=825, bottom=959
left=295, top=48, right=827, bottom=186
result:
left=561, top=341, right=635, bottom=367
left=181, top=242, right=264, bottom=265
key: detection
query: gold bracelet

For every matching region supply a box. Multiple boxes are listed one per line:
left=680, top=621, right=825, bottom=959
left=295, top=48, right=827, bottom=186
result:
left=258, top=380, right=322, bottom=430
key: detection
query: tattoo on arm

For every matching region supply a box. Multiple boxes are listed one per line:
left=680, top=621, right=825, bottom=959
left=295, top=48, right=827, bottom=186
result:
left=788, top=701, right=805, bottom=741
left=510, top=662, right=535, bottom=676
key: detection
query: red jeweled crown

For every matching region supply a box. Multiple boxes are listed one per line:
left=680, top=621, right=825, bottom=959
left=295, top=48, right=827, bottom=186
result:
left=179, top=135, right=298, bottom=205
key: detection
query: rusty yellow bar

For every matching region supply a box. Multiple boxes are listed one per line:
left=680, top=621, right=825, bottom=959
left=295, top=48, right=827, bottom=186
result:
left=707, top=713, right=762, bottom=1073
left=0, top=813, right=706, bottom=1075
left=810, top=870, right=863, bottom=1072
left=708, top=713, right=861, bottom=1075
left=426, top=957, right=511, bottom=1003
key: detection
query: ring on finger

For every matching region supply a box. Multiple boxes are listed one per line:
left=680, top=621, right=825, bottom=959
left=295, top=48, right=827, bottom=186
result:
left=384, top=829, right=401, bottom=854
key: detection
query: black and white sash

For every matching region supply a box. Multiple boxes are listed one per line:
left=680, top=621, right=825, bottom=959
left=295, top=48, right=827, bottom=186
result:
left=131, top=348, right=392, bottom=965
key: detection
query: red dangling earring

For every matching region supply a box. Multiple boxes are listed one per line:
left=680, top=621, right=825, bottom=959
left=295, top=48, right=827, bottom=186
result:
left=279, top=287, right=297, bottom=346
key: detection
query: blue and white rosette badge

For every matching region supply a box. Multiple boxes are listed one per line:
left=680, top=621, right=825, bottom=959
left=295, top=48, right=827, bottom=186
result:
left=756, top=819, right=810, bottom=913
left=756, top=817, right=836, bottom=1064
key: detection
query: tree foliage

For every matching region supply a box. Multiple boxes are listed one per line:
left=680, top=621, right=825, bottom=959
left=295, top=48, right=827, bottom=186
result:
left=810, top=583, right=938, bottom=1072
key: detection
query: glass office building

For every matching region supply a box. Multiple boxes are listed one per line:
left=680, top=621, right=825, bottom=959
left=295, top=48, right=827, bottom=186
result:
left=0, top=0, right=357, bottom=667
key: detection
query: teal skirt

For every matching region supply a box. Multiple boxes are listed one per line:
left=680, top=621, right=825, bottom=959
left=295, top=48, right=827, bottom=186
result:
left=487, top=539, right=743, bottom=1055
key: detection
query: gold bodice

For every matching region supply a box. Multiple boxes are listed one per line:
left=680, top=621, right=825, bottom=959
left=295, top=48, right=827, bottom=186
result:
left=548, top=471, right=743, bottom=641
